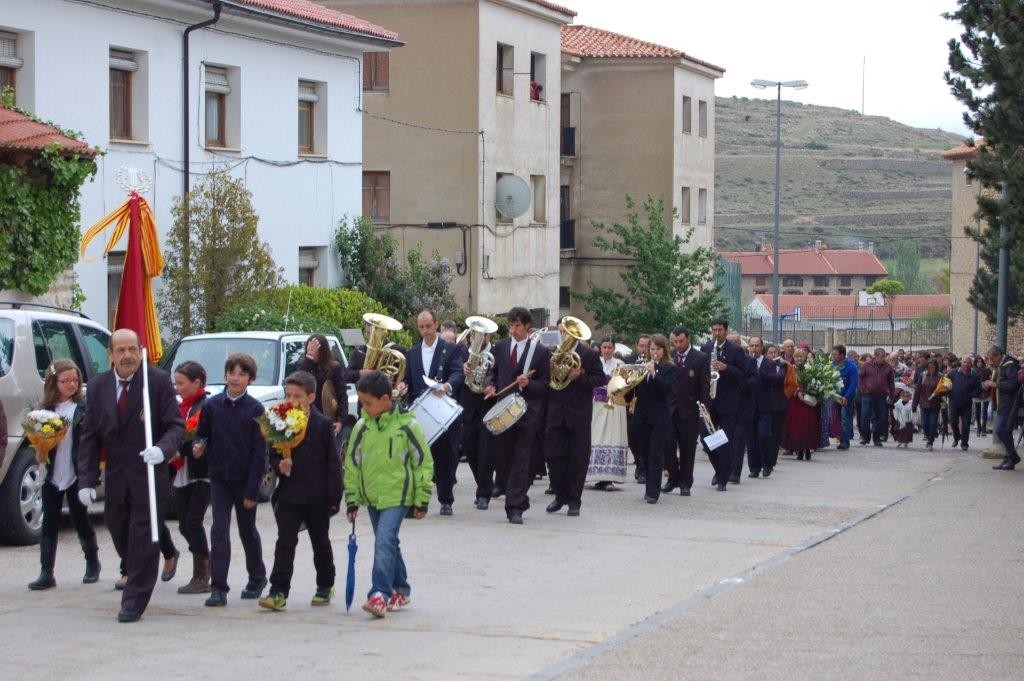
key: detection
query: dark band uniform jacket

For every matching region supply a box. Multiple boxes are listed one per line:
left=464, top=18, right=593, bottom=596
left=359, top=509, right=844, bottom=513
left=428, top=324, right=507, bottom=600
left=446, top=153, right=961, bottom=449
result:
left=546, top=343, right=607, bottom=427
left=404, top=337, right=465, bottom=403
left=698, top=339, right=747, bottom=414
left=487, top=337, right=552, bottom=411
left=671, top=348, right=711, bottom=422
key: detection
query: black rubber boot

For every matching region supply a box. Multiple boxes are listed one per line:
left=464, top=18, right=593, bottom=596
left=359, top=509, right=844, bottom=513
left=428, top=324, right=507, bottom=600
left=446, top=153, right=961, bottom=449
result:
left=81, top=535, right=101, bottom=584
left=28, top=537, right=57, bottom=590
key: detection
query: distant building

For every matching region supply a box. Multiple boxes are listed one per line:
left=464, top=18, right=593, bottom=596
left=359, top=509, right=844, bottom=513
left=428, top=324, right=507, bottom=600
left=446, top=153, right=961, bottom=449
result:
left=746, top=294, right=951, bottom=331
left=558, top=26, right=724, bottom=328
left=723, top=242, right=888, bottom=305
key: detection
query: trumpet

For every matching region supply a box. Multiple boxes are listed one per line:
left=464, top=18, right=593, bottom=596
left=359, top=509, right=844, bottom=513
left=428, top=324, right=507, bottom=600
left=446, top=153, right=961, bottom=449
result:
left=549, top=316, right=592, bottom=390
left=362, top=312, right=406, bottom=386
left=461, top=315, right=498, bottom=394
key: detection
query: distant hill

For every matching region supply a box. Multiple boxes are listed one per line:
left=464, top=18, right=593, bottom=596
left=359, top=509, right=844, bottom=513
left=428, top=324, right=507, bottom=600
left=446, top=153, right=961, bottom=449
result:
left=714, top=96, right=966, bottom=259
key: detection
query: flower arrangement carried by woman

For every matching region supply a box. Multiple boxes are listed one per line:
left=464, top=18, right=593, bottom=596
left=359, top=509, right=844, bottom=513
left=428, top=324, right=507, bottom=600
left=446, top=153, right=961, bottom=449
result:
left=21, top=409, right=71, bottom=467
left=255, top=400, right=309, bottom=460
left=796, top=352, right=844, bottom=406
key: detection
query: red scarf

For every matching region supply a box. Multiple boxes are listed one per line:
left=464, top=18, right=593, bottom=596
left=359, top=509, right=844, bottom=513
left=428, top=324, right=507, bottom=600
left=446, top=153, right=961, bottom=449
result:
left=179, top=389, right=207, bottom=419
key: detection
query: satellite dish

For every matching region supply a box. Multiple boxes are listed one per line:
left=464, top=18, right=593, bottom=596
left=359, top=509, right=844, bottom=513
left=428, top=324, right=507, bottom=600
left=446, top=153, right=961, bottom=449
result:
left=495, top=175, right=531, bottom=219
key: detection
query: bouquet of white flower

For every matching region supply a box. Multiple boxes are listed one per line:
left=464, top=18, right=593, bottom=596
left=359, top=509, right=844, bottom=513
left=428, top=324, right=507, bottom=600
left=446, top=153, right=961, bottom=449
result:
left=21, top=409, right=70, bottom=466
left=797, top=352, right=843, bottom=403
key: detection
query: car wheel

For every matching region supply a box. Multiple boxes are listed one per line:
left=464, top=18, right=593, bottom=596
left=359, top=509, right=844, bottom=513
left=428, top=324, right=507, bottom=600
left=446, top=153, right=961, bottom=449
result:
left=0, top=447, right=45, bottom=545
left=258, top=468, right=277, bottom=503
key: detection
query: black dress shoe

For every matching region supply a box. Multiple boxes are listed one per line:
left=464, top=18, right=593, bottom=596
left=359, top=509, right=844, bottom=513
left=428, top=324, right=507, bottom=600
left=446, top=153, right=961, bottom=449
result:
left=636, top=473, right=647, bottom=484
left=644, top=496, right=658, bottom=504
left=161, top=549, right=180, bottom=582
left=993, top=460, right=1016, bottom=470
left=716, top=483, right=727, bottom=491
left=837, top=443, right=849, bottom=451
left=748, top=471, right=760, bottom=478
left=439, top=504, right=453, bottom=516
left=679, top=487, right=691, bottom=496
left=544, top=486, right=555, bottom=495
left=711, top=475, right=719, bottom=486
left=546, top=500, right=564, bottom=513
left=474, top=497, right=489, bottom=510
left=661, top=482, right=678, bottom=493
left=728, top=474, right=740, bottom=484
left=240, top=577, right=267, bottom=600
left=205, top=589, right=227, bottom=607
left=115, top=575, right=127, bottom=591
left=762, top=467, right=772, bottom=478
left=567, top=505, right=581, bottom=517
left=508, top=513, right=523, bottom=525
left=117, top=609, right=141, bottom=623
left=491, top=485, right=504, bottom=498
left=859, top=440, right=869, bottom=446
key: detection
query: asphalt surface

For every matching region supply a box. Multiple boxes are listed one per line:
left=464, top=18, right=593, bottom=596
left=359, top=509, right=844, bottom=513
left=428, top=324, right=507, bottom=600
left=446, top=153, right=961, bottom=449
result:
left=1, top=434, right=1012, bottom=680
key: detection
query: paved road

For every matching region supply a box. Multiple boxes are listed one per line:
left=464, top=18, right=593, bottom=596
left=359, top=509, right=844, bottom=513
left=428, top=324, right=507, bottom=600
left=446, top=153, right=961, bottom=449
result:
left=0, top=435, right=1001, bottom=680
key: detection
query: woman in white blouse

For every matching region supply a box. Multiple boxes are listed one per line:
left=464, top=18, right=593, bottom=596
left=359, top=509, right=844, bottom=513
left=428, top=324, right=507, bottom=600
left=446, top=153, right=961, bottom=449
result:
left=28, top=359, right=100, bottom=590
left=587, top=337, right=629, bottom=489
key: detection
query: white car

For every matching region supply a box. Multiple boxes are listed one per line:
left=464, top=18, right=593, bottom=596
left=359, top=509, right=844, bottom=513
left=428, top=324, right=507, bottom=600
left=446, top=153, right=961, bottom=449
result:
left=159, top=331, right=359, bottom=500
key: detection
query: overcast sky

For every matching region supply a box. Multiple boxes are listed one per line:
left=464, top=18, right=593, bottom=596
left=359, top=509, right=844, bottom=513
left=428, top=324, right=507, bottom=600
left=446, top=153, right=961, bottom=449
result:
left=559, top=0, right=972, bottom=138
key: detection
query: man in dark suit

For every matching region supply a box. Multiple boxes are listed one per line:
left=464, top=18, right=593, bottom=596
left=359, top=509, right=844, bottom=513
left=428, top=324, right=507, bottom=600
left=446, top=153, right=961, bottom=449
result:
left=77, top=329, right=184, bottom=622
left=699, top=317, right=745, bottom=491
left=745, top=337, right=765, bottom=477
left=752, top=344, right=789, bottom=477
left=664, top=325, right=710, bottom=496
left=398, top=310, right=465, bottom=515
left=625, top=334, right=652, bottom=483
left=545, top=321, right=606, bottom=516
left=484, top=307, right=551, bottom=524
left=985, top=345, right=1021, bottom=470
left=459, top=330, right=496, bottom=510
left=727, top=332, right=756, bottom=484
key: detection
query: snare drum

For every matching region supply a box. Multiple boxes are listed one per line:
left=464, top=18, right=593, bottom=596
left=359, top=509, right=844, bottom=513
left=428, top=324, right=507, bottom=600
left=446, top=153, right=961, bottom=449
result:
left=408, top=390, right=464, bottom=445
left=483, top=393, right=527, bottom=435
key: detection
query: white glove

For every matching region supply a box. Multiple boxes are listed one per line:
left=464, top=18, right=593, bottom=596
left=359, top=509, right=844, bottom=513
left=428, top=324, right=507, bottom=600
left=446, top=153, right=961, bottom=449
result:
left=78, top=487, right=96, bottom=507
left=140, top=446, right=164, bottom=465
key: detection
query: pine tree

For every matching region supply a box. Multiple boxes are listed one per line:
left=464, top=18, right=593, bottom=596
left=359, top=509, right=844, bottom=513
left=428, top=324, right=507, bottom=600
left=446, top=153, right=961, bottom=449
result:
left=945, top=0, right=1024, bottom=324
left=159, top=171, right=282, bottom=337
left=574, top=195, right=726, bottom=340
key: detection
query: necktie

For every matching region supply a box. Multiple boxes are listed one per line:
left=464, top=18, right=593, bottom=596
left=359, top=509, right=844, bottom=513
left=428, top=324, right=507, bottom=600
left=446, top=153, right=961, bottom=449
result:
left=117, top=379, right=130, bottom=420
left=510, top=342, right=519, bottom=369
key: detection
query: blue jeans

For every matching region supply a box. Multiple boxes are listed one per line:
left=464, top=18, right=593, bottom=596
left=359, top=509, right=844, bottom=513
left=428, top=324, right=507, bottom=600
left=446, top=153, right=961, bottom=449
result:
left=367, top=506, right=410, bottom=599
left=921, top=408, right=939, bottom=445
left=860, top=395, right=888, bottom=444
left=840, top=398, right=855, bottom=445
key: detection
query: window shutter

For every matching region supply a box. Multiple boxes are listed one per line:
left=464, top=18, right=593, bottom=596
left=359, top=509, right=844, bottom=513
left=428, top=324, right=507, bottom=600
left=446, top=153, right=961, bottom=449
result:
left=109, top=49, right=138, bottom=72
left=204, top=66, right=231, bottom=94
left=362, top=53, right=372, bottom=90
left=298, top=80, right=319, bottom=103
left=376, top=52, right=389, bottom=88
left=0, top=32, right=22, bottom=69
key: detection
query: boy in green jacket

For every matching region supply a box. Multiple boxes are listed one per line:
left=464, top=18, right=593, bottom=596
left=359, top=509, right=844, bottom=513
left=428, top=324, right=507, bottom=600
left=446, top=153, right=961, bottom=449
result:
left=345, top=371, right=433, bottom=618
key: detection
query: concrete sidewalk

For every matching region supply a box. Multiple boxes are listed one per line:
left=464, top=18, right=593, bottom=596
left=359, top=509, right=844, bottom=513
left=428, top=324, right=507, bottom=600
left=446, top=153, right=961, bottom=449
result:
left=0, top=437, right=989, bottom=680
left=550, top=450, right=1024, bottom=680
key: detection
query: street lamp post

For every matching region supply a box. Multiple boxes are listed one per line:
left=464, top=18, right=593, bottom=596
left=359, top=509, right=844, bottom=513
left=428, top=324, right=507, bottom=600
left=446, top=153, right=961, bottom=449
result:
left=752, top=78, right=807, bottom=342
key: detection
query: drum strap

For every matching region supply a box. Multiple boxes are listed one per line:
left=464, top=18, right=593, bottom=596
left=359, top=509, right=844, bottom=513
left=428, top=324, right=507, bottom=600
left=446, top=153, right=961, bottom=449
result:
left=521, top=339, right=538, bottom=384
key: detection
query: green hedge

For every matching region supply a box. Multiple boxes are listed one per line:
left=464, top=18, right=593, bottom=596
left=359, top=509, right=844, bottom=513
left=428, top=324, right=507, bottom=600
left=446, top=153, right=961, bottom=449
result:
left=214, top=285, right=414, bottom=347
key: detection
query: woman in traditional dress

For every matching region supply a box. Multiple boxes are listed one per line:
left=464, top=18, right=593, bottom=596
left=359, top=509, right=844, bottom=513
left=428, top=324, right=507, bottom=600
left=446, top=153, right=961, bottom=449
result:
left=587, top=337, right=628, bottom=490
left=782, top=348, right=821, bottom=461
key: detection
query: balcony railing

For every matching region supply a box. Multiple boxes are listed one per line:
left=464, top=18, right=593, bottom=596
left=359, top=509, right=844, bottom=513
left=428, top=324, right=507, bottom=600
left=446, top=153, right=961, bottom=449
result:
left=560, top=126, right=576, bottom=157
left=560, top=218, right=576, bottom=249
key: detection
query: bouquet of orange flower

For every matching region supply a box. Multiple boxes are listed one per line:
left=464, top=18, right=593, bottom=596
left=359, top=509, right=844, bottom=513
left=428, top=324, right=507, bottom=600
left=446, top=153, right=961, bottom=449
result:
left=22, top=409, right=70, bottom=466
left=255, top=401, right=308, bottom=460
left=184, top=410, right=202, bottom=441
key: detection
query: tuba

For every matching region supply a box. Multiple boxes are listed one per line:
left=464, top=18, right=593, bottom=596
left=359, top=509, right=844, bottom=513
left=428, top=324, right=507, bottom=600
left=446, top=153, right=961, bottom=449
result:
left=461, top=315, right=498, bottom=394
left=549, top=317, right=592, bottom=390
left=362, top=312, right=406, bottom=386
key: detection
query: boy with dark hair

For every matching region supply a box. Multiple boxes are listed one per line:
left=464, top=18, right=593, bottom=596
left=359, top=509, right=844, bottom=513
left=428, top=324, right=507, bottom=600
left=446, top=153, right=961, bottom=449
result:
left=194, top=353, right=269, bottom=606
left=346, top=371, right=433, bottom=617
left=259, top=371, right=342, bottom=611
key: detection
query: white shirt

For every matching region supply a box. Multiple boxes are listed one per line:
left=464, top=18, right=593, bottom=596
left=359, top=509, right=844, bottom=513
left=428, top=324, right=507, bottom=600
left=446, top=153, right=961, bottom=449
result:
left=51, top=400, right=77, bottom=491
left=510, top=337, right=528, bottom=365
left=115, top=372, right=135, bottom=402
left=601, top=356, right=623, bottom=377
left=421, top=336, right=438, bottom=380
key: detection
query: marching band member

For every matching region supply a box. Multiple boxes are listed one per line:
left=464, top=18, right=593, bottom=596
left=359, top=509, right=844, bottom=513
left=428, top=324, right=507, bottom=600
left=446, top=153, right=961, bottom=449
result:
left=545, top=319, right=606, bottom=517
left=699, top=317, right=744, bottom=491
left=460, top=326, right=496, bottom=509
left=630, top=334, right=676, bottom=503
left=626, top=334, right=652, bottom=483
left=663, top=326, right=710, bottom=497
left=753, top=344, right=789, bottom=477
left=398, top=310, right=465, bottom=516
left=728, top=332, right=757, bottom=484
left=484, top=307, right=551, bottom=525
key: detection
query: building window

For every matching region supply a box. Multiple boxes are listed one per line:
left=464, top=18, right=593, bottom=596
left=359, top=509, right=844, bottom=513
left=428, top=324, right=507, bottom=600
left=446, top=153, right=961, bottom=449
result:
left=754, top=289, right=766, bottom=295
left=496, top=43, right=513, bottom=96
left=864, top=275, right=878, bottom=286
left=362, top=171, right=390, bottom=223
left=529, top=52, right=546, bottom=101
left=755, top=276, right=767, bottom=287
left=363, top=52, right=389, bottom=91
left=559, top=286, right=570, bottom=309
left=839, top=288, right=852, bottom=296
left=964, top=171, right=972, bottom=186
left=531, top=175, right=546, bottom=223
left=697, top=188, right=707, bottom=224
left=810, top=290, right=827, bottom=295
left=204, top=65, right=233, bottom=148
left=783, top=290, right=801, bottom=295
left=298, top=247, right=320, bottom=286
left=109, top=50, right=137, bottom=140
left=298, top=80, right=318, bottom=154
left=813, top=276, right=829, bottom=287
left=782, top=276, right=804, bottom=287
left=680, top=186, right=691, bottom=223
left=0, top=32, right=23, bottom=103
left=681, top=95, right=692, bottom=134
left=698, top=99, right=708, bottom=137
left=560, top=185, right=574, bottom=249
left=107, top=251, right=125, bottom=330
left=840, top=275, right=852, bottom=287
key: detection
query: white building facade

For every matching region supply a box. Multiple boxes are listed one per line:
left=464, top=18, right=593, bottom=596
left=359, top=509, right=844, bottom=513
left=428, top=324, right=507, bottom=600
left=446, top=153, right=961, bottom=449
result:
left=2, top=0, right=400, bottom=327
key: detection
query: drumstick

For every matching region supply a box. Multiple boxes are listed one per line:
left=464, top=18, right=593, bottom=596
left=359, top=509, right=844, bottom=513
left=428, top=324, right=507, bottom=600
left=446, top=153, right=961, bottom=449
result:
left=488, top=369, right=535, bottom=400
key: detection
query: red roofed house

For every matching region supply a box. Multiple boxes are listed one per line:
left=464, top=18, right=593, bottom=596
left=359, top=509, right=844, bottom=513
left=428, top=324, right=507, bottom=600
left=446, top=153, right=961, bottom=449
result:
left=746, top=294, right=951, bottom=331
left=558, top=25, right=725, bottom=327
left=723, top=242, right=888, bottom=303
left=3, top=0, right=401, bottom=326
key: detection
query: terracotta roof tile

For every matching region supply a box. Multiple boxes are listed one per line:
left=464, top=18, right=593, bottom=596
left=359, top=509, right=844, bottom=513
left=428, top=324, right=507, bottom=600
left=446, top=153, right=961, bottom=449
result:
left=562, top=25, right=724, bottom=72
left=526, top=0, right=576, bottom=17
left=226, top=0, right=400, bottom=42
left=941, top=137, right=983, bottom=161
left=722, top=248, right=888, bottom=276
left=752, top=294, right=950, bottom=321
left=0, top=105, right=96, bottom=156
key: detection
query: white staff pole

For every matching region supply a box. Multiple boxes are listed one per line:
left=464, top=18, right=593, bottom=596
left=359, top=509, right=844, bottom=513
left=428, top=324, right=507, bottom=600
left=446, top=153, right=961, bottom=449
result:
left=141, top=348, right=159, bottom=543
